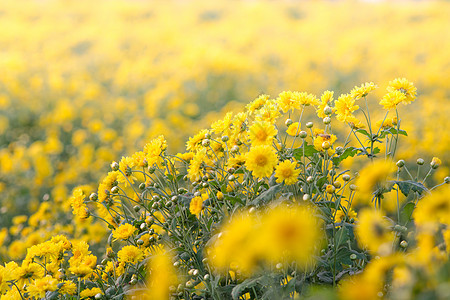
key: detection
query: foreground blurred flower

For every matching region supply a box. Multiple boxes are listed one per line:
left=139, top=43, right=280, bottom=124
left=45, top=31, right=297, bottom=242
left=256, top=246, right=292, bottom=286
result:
left=356, top=160, right=396, bottom=204
left=207, top=204, right=323, bottom=275
left=355, top=209, right=394, bottom=255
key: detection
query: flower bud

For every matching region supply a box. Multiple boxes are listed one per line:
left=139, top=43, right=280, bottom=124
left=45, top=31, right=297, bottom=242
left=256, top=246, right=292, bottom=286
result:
left=148, top=166, right=156, bottom=174
left=137, top=239, right=144, bottom=246
left=204, top=132, right=211, bottom=139
left=306, top=176, right=313, bottom=183
left=89, top=193, right=98, bottom=201
left=333, top=181, right=341, bottom=189
left=111, top=161, right=119, bottom=171
left=350, top=254, right=357, bottom=260
left=285, top=119, right=293, bottom=127
left=95, top=294, right=103, bottom=300
left=221, top=135, right=229, bottom=142
left=349, top=184, right=357, bottom=191
left=299, top=131, right=308, bottom=139
left=322, top=141, right=331, bottom=150
left=306, top=122, right=313, bottom=128
left=342, top=174, right=351, bottom=181
left=326, top=184, right=336, bottom=194
left=430, top=157, right=441, bottom=169
left=230, top=145, right=239, bottom=153
left=110, top=186, right=119, bottom=194
left=335, top=146, right=344, bottom=155
left=400, top=240, right=408, bottom=248
left=303, top=194, right=311, bottom=201
left=203, top=274, right=210, bottom=280
left=396, top=160, right=405, bottom=168
left=202, top=139, right=210, bottom=147
left=324, top=106, right=333, bottom=116
left=417, top=158, right=424, bottom=165
left=323, top=117, right=331, bottom=125
left=216, top=191, right=224, bottom=200
left=445, top=177, right=450, bottom=184
left=139, top=183, right=146, bottom=190
left=228, top=175, right=236, bottom=181
left=194, top=191, right=201, bottom=197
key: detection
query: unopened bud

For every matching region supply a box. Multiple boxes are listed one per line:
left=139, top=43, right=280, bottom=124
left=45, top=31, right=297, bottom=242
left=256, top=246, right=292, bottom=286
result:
left=202, top=139, right=210, bottom=147
left=322, top=141, right=331, bottom=150
left=299, top=131, right=308, bottom=139
left=417, top=158, right=424, bottom=165
left=324, top=106, right=333, bottom=116
left=285, top=119, right=293, bottom=127
left=89, top=193, right=98, bottom=201
left=306, top=122, right=314, bottom=128
left=342, top=174, right=351, bottom=181
left=111, top=161, right=119, bottom=171
left=221, top=135, right=229, bottom=142
left=396, top=160, right=405, bottom=168
left=303, top=194, right=311, bottom=201
left=323, top=117, right=331, bottom=125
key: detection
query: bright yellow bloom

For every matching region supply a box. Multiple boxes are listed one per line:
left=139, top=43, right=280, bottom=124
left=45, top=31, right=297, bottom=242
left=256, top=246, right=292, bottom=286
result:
left=80, top=287, right=103, bottom=299
left=350, top=82, right=377, bottom=100
left=335, top=94, right=359, bottom=123
left=275, top=160, right=300, bottom=185
left=335, top=208, right=358, bottom=223
left=316, top=90, right=335, bottom=118
left=245, top=145, right=278, bottom=178
left=248, top=120, right=278, bottom=146
left=379, top=90, right=406, bottom=110
left=286, top=122, right=301, bottom=137
left=277, top=91, right=299, bottom=113
left=356, top=160, right=396, bottom=202
left=254, top=102, right=281, bottom=124
left=246, top=94, right=270, bottom=114
left=260, top=205, right=323, bottom=268
left=387, top=78, right=417, bottom=104
left=190, top=193, right=208, bottom=216
left=355, top=209, right=394, bottom=255
left=70, top=187, right=88, bottom=219
left=186, top=129, right=209, bottom=152
left=118, top=245, right=144, bottom=264
left=211, top=112, right=233, bottom=135
left=414, top=185, right=450, bottom=227
left=430, top=156, right=441, bottom=168
left=112, top=223, right=136, bottom=241
left=313, top=130, right=337, bottom=152
left=27, top=276, right=58, bottom=299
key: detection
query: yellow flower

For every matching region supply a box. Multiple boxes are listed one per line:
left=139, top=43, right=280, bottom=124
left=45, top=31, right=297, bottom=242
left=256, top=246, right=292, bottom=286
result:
left=117, top=245, right=144, bottom=264
left=254, top=102, right=281, bottom=124
left=334, top=208, right=358, bottom=223
left=248, top=120, right=278, bottom=146
left=186, top=129, right=209, bottom=152
left=430, top=156, right=441, bottom=169
left=26, top=276, right=58, bottom=299
left=70, top=187, right=88, bottom=219
left=286, top=122, right=301, bottom=137
left=414, top=185, right=450, bottom=227
left=211, top=112, right=233, bottom=135
left=245, top=145, right=278, bottom=178
left=355, top=209, right=394, bottom=255
left=275, top=160, right=300, bottom=185
left=80, top=287, right=103, bottom=299
left=313, top=130, right=337, bottom=152
left=316, top=90, right=335, bottom=119
left=246, top=94, right=270, bottom=114
left=335, top=94, right=359, bottom=123
left=387, top=78, right=417, bottom=104
left=277, top=91, right=299, bottom=113
left=190, top=193, right=208, bottom=216
left=350, top=82, right=377, bottom=100
left=379, top=90, right=406, bottom=110
left=260, top=205, right=323, bottom=268
left=134, top=248, right=179, bottom=300
left=355, top=160, right=396, bottom=204
left=112, top=223, right=136, bottom=241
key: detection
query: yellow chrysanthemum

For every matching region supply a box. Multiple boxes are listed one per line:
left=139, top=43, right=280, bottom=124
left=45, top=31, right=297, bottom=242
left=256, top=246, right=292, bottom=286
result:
left=387, top=78, right=417, bottom=104
left=27, top=276, right=58, bottom=299
left=277, top=91, right=299, bottom=113
left=245, top=145, right=278, bottom=178
left=379, top=90, right=406, bottom=110
left=80, top=287, right=103, bottom=299
left=118, top=245, right=144, bottom=264
left=112, top=223, right=136, bottom=241
left=313, top=130, right=337, bottom=152
left=355, top=160, right=396, bottom=202
left=248, top=120, right=278, bottom=146
left=335, top=94, right=359, bottom=123
left=316, top=90, right=335, bottom=119
left=190, top=193, right=208, bottom=216
left=355, top=209, right=394, bottom=255
left=246, top=94, right=270, bottom=114
left=286, top=122, right=301, bottom=137
left=70, top=187, right=88, bottom=219
left=350, top=82, right=378, bottom=100
left=275, top=160, right=300, bottom=185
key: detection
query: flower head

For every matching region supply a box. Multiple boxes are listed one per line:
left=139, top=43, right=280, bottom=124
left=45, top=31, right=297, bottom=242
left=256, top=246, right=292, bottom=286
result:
left=245, top=145, right=278, bottom=178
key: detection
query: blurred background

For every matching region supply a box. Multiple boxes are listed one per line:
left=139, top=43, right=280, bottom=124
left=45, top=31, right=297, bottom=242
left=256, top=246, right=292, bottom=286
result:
left=0, top=0, right=449, bottom=262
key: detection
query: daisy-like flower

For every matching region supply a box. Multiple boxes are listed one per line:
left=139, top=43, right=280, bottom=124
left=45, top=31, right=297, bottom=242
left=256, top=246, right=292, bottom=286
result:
left=335, top=94, right=359, bottom=123
left=275, top=160, right=300, bottom=185
left=277, top=91, right=299, bottom=113
left=112, top=223, right=136, bottom=241
left=248, top=120, right=278, bottom=146
left=117, top=245, right=144, bottom=264
left=190, top=193, right=207, bottom=216
left=379, top=90, right=406, bottom=110
left=387, top=78, right=417, bottom=104
left=286, top=122, right=301, bottom=137
left=350, top=82, right=378, bottom=100
left=316, top=90, right=335, bottom=119
left=245, top=145, right=278, bottom=178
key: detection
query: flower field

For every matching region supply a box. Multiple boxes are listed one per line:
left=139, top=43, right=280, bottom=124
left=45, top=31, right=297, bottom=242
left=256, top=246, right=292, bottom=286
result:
left=0, top=0, right=450, bottom=299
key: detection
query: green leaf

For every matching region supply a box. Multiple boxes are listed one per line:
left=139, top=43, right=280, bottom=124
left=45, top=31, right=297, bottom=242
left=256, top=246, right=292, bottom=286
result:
left=400, top=202, right=416, bottom=225
left=231, top=276, right=264, bottom=299
left=392, top=180, right=428, bottom=197
left=373, top=147, right=381, bottom=155
left=293, top=144, right=319, bottom=159
left=379, top=127, right=408, bottom=138
left=250, top=183, right=283, bottom=206
left=332, top=147, right=358, bottom=166
left=355, top=129, right=371, bottom=138
left=335, top=226, right=349, bottom=248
